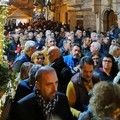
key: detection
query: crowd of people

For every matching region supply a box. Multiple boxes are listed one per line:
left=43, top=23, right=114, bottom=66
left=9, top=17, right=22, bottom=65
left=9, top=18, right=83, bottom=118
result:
left=0, top=19, right=120, bottom=120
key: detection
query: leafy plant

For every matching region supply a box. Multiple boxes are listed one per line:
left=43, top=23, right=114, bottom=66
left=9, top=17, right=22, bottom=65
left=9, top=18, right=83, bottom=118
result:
left=3, top=37, right=11, bottom=54
left=0, top=61, right=17, bottom=93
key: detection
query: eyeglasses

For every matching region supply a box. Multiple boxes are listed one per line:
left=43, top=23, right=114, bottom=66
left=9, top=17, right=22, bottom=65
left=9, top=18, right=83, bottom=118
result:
left=103, top=60, right=112, bottom=63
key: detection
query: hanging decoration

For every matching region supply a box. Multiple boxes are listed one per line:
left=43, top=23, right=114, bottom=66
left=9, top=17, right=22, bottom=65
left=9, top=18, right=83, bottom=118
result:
left=0, top=4, right=8, bottom=61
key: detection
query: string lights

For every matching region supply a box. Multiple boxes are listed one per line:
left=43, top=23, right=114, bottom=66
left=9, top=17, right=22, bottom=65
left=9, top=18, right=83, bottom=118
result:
left=0, top=3, right=8, bottom=61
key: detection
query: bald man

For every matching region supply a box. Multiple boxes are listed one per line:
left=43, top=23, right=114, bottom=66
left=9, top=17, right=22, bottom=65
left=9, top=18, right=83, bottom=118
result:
left=47, top=46, right=73, bottom=93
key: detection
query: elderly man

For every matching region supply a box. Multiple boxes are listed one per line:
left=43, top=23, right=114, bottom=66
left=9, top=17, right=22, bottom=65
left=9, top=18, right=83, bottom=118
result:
left=47, top=46, right=73, bottom=93
left=85, top=41, right=101, bottom=57
left=12, top=66, right=74, bottom=120
left=12, top=40, right=36, bottom=72
left=66, top=56, right=100, bottom=120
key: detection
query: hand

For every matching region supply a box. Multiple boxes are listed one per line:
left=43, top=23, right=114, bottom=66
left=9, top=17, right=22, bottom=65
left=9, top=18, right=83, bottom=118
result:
left=78, top=111, right=91, bottom=120
left=73, top=65, right=80, bottom=72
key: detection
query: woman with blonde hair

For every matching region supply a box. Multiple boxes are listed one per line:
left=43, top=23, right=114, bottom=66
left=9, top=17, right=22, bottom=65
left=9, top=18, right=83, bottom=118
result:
left=31, top=51, right=44, bottom=65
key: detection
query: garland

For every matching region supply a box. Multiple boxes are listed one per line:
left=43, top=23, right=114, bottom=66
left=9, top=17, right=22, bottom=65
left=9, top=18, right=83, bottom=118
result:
left=0, top=5, right=8, bottom=60
left=0, top=61, right=17, bottom=118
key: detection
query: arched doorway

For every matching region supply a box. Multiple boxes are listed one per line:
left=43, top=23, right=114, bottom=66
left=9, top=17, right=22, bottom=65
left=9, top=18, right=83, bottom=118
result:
left=103, top=10, right=118, bottom=32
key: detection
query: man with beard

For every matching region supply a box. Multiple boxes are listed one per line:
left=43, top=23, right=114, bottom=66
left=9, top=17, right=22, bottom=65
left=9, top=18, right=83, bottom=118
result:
left=63, top=43, right=82, bottom=74
left=66, top=56, right=100, bottom=120
left=12, top=66, right=74, bottom=120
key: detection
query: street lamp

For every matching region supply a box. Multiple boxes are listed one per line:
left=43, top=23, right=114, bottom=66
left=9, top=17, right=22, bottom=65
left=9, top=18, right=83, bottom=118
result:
left=0, top=0, right=9, bottom=61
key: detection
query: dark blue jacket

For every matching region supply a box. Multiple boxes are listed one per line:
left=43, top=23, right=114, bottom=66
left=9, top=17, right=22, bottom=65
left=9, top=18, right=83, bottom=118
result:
left=63, top=54, right=80, bottom=74
left=14, top=78, right=34, bottom=103
left=8, top=40, right=20, bottom=62
left=11, top=92, right=74, bottom=120
left=12, top=53, right=31, bottom=72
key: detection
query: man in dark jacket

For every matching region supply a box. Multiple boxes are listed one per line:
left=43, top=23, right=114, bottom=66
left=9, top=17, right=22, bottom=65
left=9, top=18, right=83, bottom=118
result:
left=11, top=66, right=74, bottom=120
left=12, top=40, right=36, bottom=72
left=7, top=34, right=21, bottom=63
left=47, top=46, right=73, bottom=94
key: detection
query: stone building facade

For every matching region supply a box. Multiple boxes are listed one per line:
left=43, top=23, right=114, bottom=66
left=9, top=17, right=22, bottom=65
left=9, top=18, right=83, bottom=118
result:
left=50, top=0, right=120, bottom=33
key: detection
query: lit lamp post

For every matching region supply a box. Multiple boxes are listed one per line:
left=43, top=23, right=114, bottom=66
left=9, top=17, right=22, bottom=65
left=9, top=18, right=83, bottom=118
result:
left=0, top=0, right=9, bottom=61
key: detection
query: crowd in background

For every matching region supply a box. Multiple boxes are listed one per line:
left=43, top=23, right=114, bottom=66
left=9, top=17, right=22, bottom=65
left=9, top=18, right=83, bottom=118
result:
left=0, top=18, right=120, bottom=120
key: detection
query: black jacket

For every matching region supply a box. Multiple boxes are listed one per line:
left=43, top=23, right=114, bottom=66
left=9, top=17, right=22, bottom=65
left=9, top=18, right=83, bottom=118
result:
left=11, top=92, right=74, bottom=120
left=50, top=57, right=73, bottom=93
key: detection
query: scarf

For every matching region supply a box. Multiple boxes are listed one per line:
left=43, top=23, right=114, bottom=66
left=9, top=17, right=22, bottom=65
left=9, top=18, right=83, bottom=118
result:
left=35, top=89, right=58, bottom=119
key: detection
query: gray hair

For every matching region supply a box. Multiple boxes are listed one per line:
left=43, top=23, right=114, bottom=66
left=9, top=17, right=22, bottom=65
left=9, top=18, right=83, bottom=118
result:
left=13, top=34, right=19, bottom=38
left=24, top=40, right=36, bottom=52
left=45, top=36, right=55, bottom=43
left=91, top=32, right=97, bottom=37
left=91, top=41, right=101, bottom=50
left=45, top=30, right=51, bottom=37
left=109, top=44, right=120, bottom=56
left=28, top=32, right=34, bottom=37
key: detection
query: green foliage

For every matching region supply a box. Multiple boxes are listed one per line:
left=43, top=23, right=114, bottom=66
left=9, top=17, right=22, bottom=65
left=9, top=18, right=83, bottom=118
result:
left=3, top=37, right=11, bottom=52
left=0, top=62, right=10, bottom=86
left=0, top=62, right=17, bottom=92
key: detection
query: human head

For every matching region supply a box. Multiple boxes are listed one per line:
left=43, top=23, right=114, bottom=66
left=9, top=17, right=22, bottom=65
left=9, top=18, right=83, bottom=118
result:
left=63, top=39, right=72, bottom=51
left=27, top=25, right=32, bottom=32
left=35, top=66, right=58, bottom=102
left=31, top=51, right=44, bottom=65
left=35, top=34, right=42, bottom=41
left=90, top=41, right=101, bottom=53
left=79, top=56, right=94, bottom=82
left=82, top=37, right=91, bottom=46
left=28, top=64, right=42, bottom=87
left=13, top=34, right=19, bottom=42
left=28, top=32, right=34, bottom=40
left=24, top=40, right=36, bottom=56
left=102, top=53, right=115, bottom=71
left=89, top=81, right=120, bottom=120
left=71, top=43, right=81, bottom=59
left=20, top=62, right=33, bottom=80
left=45, top=36, right=56, bottom=48
left=47, top=46, right=61, bottom=63
left=91, top=32, right=97, bottom=42
left=75, top=30, right=82, bottom=38
left=45, top=30, right=51, bottom=37
left=83, top=30, right=86, bottom=37
left=109, top=44, right=120, bottom=58
left=91, top=52, right=101, bottom=68
left=96, top=34, right=104, bottom=44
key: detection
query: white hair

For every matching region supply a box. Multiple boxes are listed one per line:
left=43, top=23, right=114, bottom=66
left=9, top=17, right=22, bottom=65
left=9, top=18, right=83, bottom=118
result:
left=28, top=32, right=33, bottom=36
left=91, top=41, right=101, bottom=50
left=91, top=32, right=97, bottom=37
left=13, top=34, right=19, bottom=38
left=24, top=40, right=36, bottom=52
left=45, top=30, right=51, bottom=37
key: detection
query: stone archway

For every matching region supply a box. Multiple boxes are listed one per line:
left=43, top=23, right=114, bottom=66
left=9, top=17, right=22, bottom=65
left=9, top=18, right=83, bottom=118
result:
left=103, top=9, right=118, bottom=32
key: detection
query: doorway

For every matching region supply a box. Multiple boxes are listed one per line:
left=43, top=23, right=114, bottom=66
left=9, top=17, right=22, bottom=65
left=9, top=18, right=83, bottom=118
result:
left=103, top=10, right=118, bottom=32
